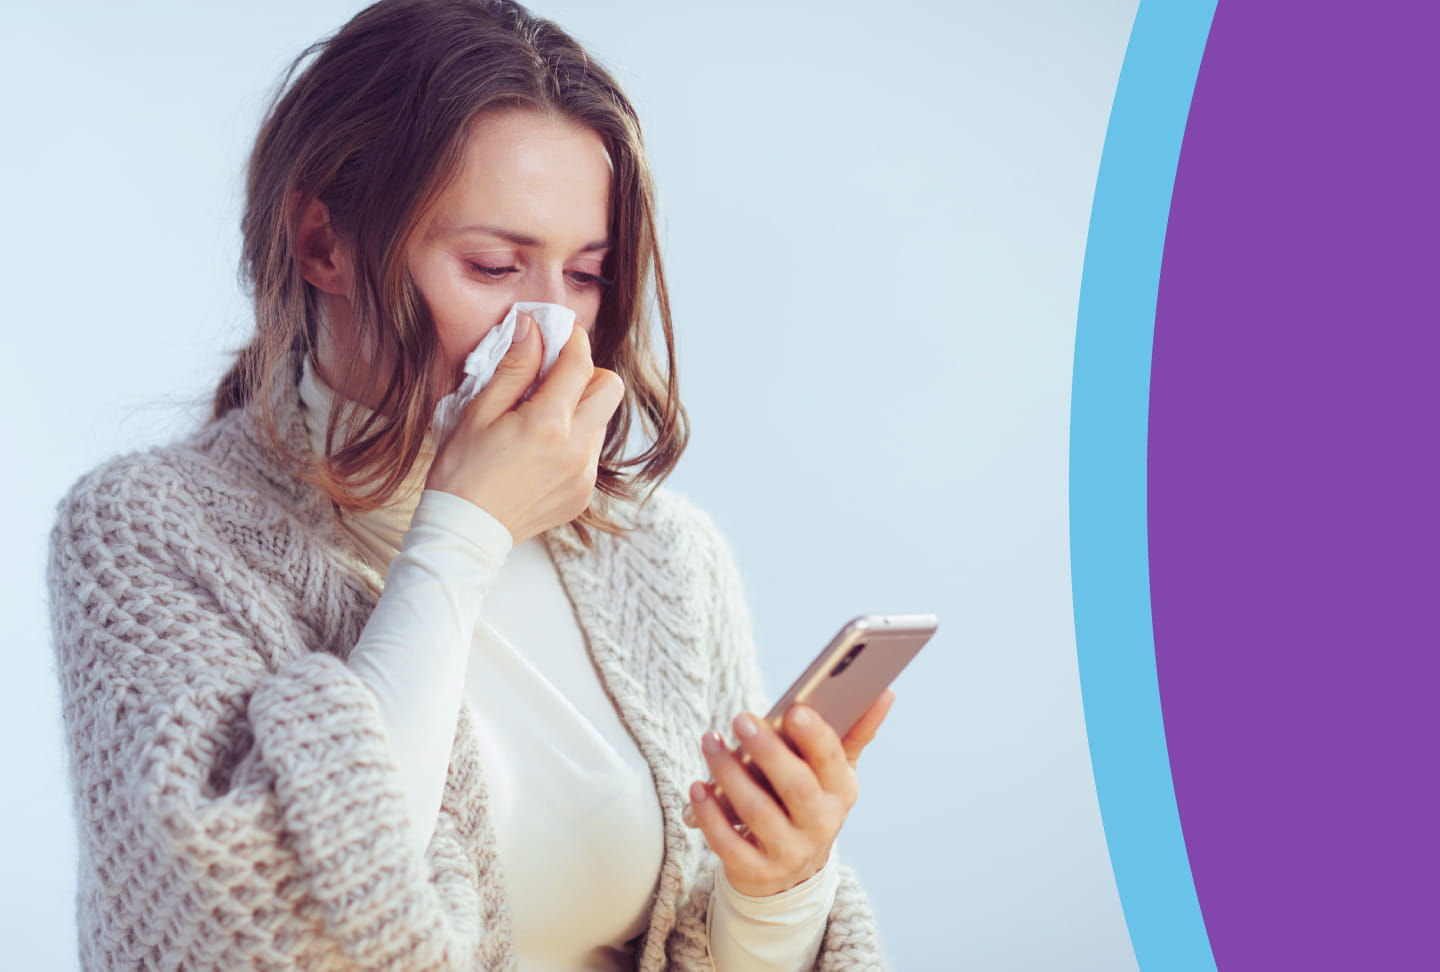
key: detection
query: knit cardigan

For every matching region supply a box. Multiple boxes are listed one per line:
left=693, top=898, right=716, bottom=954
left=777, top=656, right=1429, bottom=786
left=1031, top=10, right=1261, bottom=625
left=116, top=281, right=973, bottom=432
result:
left=47, top=372, right=888, bottom=972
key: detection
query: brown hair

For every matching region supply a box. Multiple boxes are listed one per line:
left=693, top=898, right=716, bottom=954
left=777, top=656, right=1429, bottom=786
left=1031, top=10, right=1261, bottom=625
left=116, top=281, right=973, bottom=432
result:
left=217, top=0, right=687, bottom=541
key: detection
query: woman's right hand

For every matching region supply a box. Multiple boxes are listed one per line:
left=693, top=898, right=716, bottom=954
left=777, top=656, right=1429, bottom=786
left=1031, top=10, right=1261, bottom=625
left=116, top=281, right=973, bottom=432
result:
left=425, top=312, right=625, bottom=544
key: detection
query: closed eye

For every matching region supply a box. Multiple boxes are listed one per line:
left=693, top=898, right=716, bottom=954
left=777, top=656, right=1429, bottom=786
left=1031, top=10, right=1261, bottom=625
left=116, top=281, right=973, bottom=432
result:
left=567, top=270, right=614, bottom=290
left=468, top=262, right=520, bottom=280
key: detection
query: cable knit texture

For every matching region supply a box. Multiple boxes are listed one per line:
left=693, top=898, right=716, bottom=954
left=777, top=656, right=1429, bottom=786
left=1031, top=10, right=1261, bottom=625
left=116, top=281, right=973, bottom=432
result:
left=48, top=366, right=888, bottom=971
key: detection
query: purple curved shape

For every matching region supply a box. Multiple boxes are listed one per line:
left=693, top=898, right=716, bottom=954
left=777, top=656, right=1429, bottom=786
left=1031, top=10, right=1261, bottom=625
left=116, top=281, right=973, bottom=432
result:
left=1149, top=1, right=1439, bottom=969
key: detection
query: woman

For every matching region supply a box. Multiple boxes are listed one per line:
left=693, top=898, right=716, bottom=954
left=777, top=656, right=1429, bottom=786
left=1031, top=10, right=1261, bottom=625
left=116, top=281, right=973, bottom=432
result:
left=48, top=1, right=892, bottom=969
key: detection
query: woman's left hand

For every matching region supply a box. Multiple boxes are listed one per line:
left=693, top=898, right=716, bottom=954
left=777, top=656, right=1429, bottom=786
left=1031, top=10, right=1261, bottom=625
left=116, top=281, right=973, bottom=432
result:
left=685, top=690, right=895, bottom=898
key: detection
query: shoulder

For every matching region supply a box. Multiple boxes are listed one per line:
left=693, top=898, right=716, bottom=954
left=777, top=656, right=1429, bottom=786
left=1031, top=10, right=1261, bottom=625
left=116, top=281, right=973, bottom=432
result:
left=49, top=409, right=373, bottom=666
left=50, top=409, right=326, bottom=582
left=624, top=485, right=731, bottom=552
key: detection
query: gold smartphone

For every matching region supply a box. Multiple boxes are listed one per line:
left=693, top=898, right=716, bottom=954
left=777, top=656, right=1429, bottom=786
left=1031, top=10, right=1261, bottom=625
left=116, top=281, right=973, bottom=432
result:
left=760, top=613, right=937, bottom=738
left=690, top=613, right=937, bottom=827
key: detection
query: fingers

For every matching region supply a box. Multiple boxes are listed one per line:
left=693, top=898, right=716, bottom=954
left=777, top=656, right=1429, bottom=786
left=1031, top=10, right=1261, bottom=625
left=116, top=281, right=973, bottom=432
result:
left=423, top=316, right=619, bottom=543
left=685, top=694, right=891, bottom=831
left=701, top=729, right=794, bottom=849
left=574, top=367, right=625, bottom=433
left=683, top=778, right=741, bottom=829
left=457, top=319, right=620, bottom=472
left=526, top=323, right=596, bottom=415
left=465, top=311, right=544, bottom=427
left=687, top=702, right=884, bottom=898
left=688, top=780, right=766, bottom=870
left=838, top=688, right=896, bottom=767
left=778, top=706, right=858, bottom=806
left=731, top=714, right=821, bottom=818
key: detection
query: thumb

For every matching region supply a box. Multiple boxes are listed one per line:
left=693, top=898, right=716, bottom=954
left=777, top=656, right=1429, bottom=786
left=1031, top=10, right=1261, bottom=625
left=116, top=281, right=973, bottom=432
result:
left=467, top=312, right=543, bottom=426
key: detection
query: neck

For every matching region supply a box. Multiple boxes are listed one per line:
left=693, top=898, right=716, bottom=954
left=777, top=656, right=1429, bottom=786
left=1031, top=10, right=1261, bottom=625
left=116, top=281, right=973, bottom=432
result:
left=312, top=302, right=401, bottom=414
left=298, top=355, right=435, bottom=514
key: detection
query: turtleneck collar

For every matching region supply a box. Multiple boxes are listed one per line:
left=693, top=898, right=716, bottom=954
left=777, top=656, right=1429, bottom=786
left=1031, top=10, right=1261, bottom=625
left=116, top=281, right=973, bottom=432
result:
left=297, top=355, right=436, bottom=572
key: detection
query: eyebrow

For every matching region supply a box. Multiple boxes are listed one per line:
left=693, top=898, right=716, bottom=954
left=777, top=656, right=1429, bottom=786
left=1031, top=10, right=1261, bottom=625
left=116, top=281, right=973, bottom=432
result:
left=448, top=223, right=610, bottom=252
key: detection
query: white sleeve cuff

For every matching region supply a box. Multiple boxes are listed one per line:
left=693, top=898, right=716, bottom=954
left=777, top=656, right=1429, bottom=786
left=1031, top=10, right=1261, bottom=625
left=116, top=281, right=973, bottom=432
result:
left=707, top=845, right=840, bottom=972
left=413, top=488, right=515, bottom=557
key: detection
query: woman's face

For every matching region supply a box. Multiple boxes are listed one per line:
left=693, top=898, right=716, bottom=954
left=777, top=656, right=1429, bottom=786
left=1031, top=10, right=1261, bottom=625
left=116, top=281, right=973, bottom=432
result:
left=408, top=108, right=613, bottom=385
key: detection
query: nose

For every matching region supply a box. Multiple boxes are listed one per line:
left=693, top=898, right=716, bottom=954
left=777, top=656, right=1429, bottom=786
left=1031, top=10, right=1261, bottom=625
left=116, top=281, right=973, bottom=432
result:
left=519, top=267, right=570, bottom=309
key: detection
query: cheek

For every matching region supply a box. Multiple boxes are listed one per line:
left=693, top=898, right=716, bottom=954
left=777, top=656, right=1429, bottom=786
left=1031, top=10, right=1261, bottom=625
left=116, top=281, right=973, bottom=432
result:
left=408, top=261, right=496, bottom=362
left=427, top=279, right=515, bottom=377
left=577, top=296, right=601, bottom=337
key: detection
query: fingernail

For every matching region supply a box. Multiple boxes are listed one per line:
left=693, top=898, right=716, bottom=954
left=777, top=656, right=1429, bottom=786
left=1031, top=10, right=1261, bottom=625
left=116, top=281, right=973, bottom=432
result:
left=689, top=781, right=708, bottom=804
left=791, top=706, right=813, bottom=731
left=734, top=713, right=758, bottom=739
left=702, top=732, right=725, bottom=755
left=514, top=312, right=533, bottom=344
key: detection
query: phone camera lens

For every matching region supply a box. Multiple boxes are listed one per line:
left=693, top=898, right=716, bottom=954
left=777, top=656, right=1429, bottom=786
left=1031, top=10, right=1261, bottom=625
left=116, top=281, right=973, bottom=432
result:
left=831, top=643, right=866, bottom=676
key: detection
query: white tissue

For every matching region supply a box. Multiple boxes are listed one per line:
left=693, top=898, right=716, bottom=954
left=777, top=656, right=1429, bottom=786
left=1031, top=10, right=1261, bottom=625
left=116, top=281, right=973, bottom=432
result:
left=431, top=301, right=577, bottom=443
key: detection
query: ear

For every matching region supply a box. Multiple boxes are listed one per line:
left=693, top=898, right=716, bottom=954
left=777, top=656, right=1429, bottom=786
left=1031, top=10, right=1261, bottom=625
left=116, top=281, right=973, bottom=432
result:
left=292, top=192, right=354, bottom=297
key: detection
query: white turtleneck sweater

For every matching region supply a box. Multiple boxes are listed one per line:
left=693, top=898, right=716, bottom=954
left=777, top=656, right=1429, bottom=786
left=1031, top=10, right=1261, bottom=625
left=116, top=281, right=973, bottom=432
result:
left=297, top=360, right=837, bottom=972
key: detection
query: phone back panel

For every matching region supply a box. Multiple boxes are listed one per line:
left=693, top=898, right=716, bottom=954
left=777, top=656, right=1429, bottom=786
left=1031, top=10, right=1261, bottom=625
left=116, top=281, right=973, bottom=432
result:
left=766, top=614, right=936, bottom=738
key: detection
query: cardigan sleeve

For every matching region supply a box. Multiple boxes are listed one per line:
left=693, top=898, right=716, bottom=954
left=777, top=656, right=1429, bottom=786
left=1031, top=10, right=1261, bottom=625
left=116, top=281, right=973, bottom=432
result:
left=48, top=462, right=487, bottom=972
left=661, top=502, right=890, bottom=972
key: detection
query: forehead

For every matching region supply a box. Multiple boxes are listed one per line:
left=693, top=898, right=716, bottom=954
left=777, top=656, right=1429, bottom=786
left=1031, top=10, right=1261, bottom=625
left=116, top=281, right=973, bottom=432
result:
left=426, top=108, right=613, bottom=240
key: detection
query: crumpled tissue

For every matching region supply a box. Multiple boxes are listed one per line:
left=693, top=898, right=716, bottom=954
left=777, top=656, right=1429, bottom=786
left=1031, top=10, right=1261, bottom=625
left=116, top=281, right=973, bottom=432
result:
left=430, top=301, right=576, bottom=443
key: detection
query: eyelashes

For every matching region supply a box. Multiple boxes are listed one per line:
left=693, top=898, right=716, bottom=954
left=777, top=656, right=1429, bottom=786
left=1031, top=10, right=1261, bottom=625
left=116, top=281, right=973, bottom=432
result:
left=468, top=262, right=520, bottom=280
left=467, top=262, right=613, bottom=290
left=568, top=270, right=615, bottom=289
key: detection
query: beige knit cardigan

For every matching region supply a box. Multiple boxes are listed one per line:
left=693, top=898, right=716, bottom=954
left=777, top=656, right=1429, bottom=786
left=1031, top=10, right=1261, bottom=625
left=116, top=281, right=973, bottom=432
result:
left=48, top=375, right=887, bottom=971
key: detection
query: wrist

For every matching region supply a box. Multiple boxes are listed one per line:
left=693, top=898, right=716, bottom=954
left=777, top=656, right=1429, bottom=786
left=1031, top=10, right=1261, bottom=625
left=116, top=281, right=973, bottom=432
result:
left=718, top=843, right=839, bottom=905
left=413, top=489, right=517, bottom=555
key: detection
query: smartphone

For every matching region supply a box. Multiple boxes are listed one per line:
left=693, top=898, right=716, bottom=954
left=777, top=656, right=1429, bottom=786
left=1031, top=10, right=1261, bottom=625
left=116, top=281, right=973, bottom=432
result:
left=761, top=613, right=937, bottom=738
left=688, top=613, right=937, bottom=826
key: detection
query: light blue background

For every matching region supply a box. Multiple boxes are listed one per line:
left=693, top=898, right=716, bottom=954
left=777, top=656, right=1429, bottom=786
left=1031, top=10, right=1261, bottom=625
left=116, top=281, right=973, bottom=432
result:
left=0, top=1, right=1139, bottom=967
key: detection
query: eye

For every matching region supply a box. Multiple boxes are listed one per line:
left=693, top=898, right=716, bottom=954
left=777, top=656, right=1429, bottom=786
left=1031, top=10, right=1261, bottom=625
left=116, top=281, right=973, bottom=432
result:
left=567, top=270, right=614, bottom=290
left=468, top=262, right=520, bottom=280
